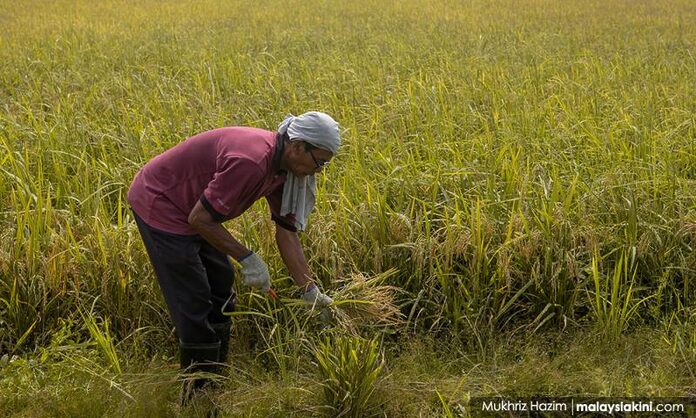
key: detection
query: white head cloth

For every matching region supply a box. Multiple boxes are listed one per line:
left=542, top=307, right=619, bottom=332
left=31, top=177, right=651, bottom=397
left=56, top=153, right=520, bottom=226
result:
left=277, top=111, right=340, bottom=231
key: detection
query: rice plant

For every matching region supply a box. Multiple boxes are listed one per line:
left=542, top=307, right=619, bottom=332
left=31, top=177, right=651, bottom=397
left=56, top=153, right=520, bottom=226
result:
left=314, top=335, right=385, bottom=417
left=588, top=249, right=654, bottom=340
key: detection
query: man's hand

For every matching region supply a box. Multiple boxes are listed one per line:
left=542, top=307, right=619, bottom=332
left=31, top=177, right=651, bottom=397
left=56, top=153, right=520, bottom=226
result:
left=239, top=253, right=271, bottom=292
left=302, top=284, right=333, bottom=308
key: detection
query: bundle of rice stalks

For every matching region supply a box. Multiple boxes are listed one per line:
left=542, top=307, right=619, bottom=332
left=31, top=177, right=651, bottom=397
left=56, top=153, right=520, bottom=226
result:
left=327, top=268, right=405, bottom=335
left=235, top=269, right=405, bottom=338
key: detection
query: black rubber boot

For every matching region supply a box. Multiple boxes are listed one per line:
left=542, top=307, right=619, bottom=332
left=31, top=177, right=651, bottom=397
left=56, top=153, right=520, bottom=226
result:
left=179, top=341, right=220, bottom=406
left=210, top=321, right=231, bottom=365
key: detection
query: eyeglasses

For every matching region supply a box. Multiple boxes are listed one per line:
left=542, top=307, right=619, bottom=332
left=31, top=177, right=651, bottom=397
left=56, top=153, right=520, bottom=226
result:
left=308, top=148, right=329, bottom=169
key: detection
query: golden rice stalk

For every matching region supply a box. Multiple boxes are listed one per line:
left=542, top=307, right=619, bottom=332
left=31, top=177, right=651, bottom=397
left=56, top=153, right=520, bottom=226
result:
left=328, top=268, right=405, bottom=335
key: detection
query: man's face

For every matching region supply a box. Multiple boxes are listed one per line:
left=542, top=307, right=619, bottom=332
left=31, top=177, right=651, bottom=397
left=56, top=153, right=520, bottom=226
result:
left=287, top=141, right=334, bottom=177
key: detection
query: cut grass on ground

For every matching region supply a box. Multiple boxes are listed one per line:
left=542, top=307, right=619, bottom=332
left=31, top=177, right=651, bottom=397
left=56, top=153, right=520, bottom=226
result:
left=1, top=326, right=694, bottom=417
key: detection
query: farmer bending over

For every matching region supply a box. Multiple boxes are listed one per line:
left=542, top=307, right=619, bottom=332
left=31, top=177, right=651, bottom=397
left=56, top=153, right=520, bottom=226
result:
left=127, top=111, right=337, bottom=402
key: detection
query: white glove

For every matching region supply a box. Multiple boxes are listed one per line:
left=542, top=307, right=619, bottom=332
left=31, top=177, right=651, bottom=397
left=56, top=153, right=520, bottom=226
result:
left=302, top=285, right=333, bottom=308
left=239, top=252, right=271, bottom=292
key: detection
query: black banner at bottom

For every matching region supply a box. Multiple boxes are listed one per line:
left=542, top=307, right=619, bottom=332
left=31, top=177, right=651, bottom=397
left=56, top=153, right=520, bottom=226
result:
left=463, top=397, right=696, bottom=417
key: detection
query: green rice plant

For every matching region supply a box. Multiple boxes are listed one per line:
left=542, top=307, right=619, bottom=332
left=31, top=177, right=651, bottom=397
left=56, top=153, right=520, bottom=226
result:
left=0, top=268, right=61, bottom=355
left=588, top=249, right=654, bottom=341
left=79, top=303, right=122, bottom=375
left=661, top=310, right=696, bottom=370
left=436, top=388, right=470, bottom=418
left=230, top=290, right=311, bottom=377
left=436, top=389, right=455, bottom=418
left=314, top=335, right=385, bottom=417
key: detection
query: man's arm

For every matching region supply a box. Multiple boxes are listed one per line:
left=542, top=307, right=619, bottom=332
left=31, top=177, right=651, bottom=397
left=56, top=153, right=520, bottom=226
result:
left=275, top=225, right=315, bottom=292
left=188, top=200, right=250, bottom=261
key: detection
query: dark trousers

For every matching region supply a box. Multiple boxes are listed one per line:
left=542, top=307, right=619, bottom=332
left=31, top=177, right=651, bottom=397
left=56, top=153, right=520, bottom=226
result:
left=133, top=211, right=236, bottom=345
